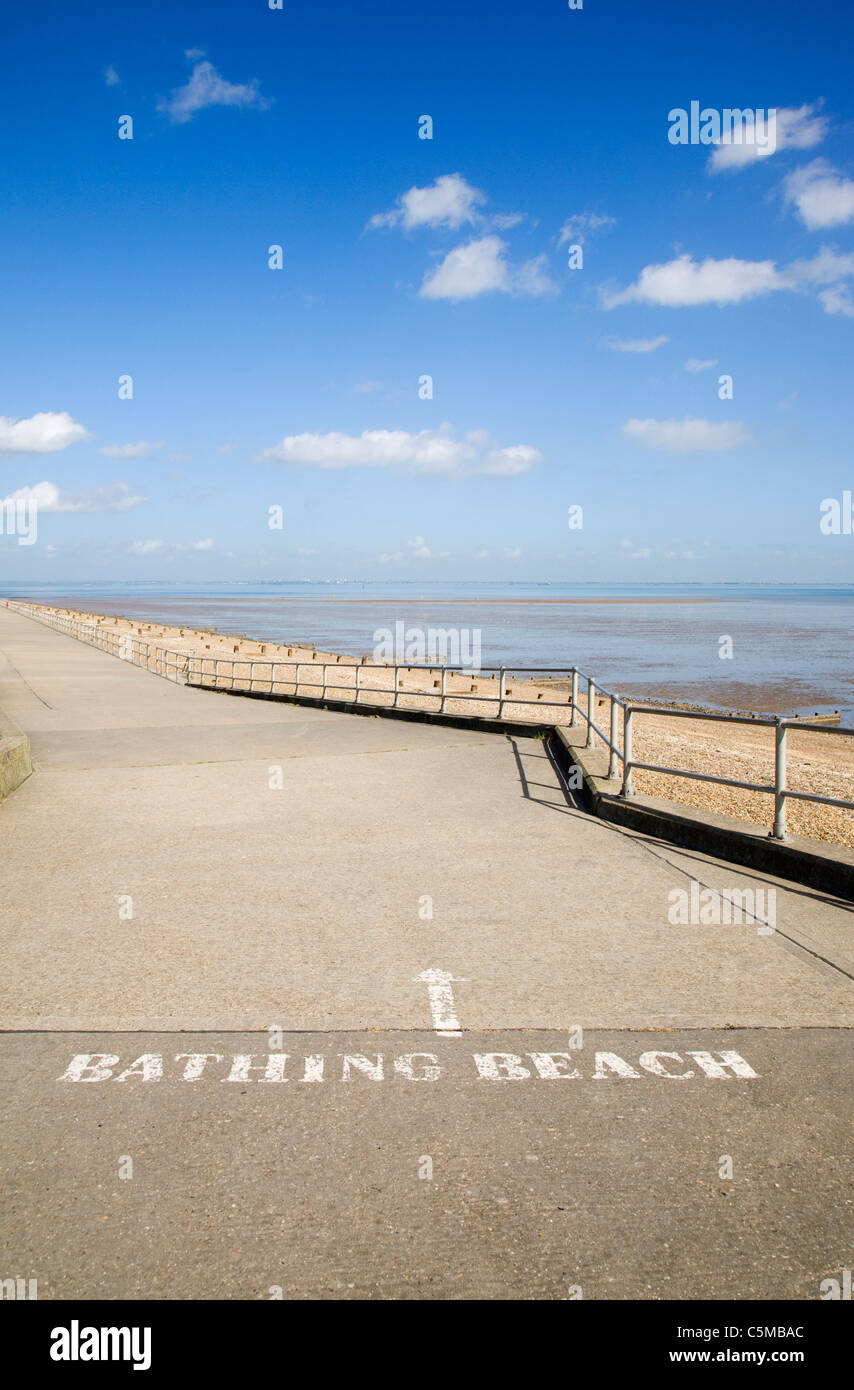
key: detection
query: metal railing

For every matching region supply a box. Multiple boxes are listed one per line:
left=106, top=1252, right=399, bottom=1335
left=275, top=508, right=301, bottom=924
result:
left=6, top=598, right=853, bottom=841
left=622, top=703, right=854, bottom=841
left=3, top=600, right=586, bottom=717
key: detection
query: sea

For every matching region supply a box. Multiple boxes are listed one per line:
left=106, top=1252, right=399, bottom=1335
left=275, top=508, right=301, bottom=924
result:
left=3, top=581, right=852, bottom=723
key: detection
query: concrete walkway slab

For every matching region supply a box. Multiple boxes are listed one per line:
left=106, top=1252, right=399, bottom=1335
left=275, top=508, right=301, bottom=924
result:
left=1, top=603, right=851, bottom=1300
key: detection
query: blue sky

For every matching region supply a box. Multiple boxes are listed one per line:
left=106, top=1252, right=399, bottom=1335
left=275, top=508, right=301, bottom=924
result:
left=1, top=0, right=853, bottom=583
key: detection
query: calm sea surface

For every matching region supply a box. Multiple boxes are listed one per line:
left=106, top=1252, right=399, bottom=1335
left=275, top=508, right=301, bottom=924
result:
left=4, top=581, right=853, bottom=721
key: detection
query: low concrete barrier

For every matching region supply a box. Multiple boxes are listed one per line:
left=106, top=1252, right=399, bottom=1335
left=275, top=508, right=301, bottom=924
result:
left=550, top=724, right=854, bottom=904
left=0, top=723, right=32, bottom=802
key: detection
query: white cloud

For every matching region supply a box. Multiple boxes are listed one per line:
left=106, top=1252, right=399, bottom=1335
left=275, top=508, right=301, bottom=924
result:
left=665, top=550, right=695, bottom=560
left=684, top=357, right=719, bottom=372
left=489, top=212, right=525, bottom=230
left=368, top=175, right=545, bottom=300
left=353, top=381, right=384, bottom=394
left=605, top=336, right=669, bottom=353
left=1, top=481, right=144, bottom=513
left=368, top=174, right=485, bottom=231
left=621, top=417, right=752, bottom=453
left=784, top=246, right=854, bottom=285
left=504, top=546, right=522, bottom=559
left=605, top=248, right=854, bottom=313
left=408, top=536, right=432, bottom=559
left=784, top=159, right=854, bottom=229
left=217, top=442, right=236, bottom=454
left=819, top=284, right=854, bottom=317
left=295, top=547, right=317, bottom=556
left=129, top=539, right=164, bottom=555
left=605, top=254, right=783, bottom=308
left=708, top=102, right=828, bottom=172
left=258, top=424, right=541, bottom=477
left=157, top=59, right=270, bottom=124
left=104, top=66, right=119, bottom=87
left=189, top=538, right=213, bottom=551
left=419, top=235, right=556, bottom=301
left=98, top=440, right=164, bottom=458
left=558, top=212, right=616, bottom=245
left=619, top=539, right=652, bottom=559
left=0, top=411, right=91, bottom=455
left=511, top=254, right=558, bottom=298
left=420, top=235, right=510, bottom=299
left=260, top=425, right=472, bottom=473
left=479, top=445, right=541, bottom=476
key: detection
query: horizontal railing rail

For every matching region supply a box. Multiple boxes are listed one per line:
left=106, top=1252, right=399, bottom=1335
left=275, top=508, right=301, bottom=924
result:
left=6, top=598, right=853, bottom=841
left=621, top=704, right=854, bottom=841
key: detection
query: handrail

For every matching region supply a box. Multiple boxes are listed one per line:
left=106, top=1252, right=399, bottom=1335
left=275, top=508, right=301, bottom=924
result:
left=622, top=703, right=854, bottom=841
left=6, top=598, right=853, bottom=841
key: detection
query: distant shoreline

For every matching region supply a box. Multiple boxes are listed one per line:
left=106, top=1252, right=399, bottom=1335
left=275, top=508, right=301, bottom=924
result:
left=15, top=595, right=725, bottom=606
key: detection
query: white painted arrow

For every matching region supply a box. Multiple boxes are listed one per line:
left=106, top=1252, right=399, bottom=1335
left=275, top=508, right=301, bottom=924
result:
left=416, top=968, right=466, bottom=1036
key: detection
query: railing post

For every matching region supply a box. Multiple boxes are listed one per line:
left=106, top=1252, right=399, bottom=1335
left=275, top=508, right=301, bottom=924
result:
left=440, top=666, right=447, bottom=714
left=608, top=696, right=619, bottom=780
left=294, top=662, right=300, bottom=698
left=355, top=663, right=361, bottom=704
left=498, top=666, right=506, bottom=720
left=393, top=664, right=399, bottom=708
left=570, top=668, right=578, bottom=727
left=771, top=718, right=788, bottom=840
left=586, top=677, right=596, bottom=748
left=622, top=707, right=634, bottom=798
left=322, top=663, right=327, bottom=700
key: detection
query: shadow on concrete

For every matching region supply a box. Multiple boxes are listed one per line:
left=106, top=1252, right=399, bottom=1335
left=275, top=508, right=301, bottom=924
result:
left=508, top=735, right=586, bottom=815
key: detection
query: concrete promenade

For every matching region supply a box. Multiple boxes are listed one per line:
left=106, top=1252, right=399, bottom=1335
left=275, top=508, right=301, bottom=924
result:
left=1, top=602, right=852, bottom=1299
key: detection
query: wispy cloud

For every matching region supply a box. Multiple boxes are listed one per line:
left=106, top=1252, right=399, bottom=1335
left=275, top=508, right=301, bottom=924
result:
left=104, top=66, right=120, bottom=87
left=708, top=102, right=828, bottom=172
left=157, top=58, right=270, bottom=125
left=621, top=417, right=752, bottom=453
left=819, top=284, right=854, bottom=317
left=558, top=212, right=616, bottom=245
left=605, top=336, right=669, bottom=353
left=684, top=357, right=718, bottom=372
left=620, top=539, right=652, bottom=560
left=98, top=440, right=164, bottom=459
left=479, top=445, right=541, bottom=476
